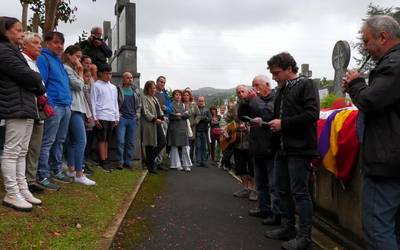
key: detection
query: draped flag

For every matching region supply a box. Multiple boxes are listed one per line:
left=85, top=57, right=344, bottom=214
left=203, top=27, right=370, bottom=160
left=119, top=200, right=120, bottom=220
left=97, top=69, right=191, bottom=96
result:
left=317, top=108, right=359, bottom=182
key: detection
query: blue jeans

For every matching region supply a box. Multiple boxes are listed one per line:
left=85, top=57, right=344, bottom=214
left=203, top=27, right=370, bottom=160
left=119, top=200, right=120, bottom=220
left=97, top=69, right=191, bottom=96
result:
left=66, top=112, right=86, bottom=172
left=38, top=105, right=71, bottom=179
left=275, top=155, right=313, bottom=238
left=195, top=131, right=208, bottom=164
left=254, top=156, right=280, bottom=215
left=116, top=117, right=138, bottom=165
left=362, top=177, right=400, bottom=250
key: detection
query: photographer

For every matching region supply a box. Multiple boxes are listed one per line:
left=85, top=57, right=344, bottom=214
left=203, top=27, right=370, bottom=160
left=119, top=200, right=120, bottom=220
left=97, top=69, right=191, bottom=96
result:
left=80, top=27, right=112, bottom=67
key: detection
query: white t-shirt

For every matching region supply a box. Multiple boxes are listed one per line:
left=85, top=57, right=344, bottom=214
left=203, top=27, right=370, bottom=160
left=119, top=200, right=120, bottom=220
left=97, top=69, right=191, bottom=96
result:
left=91, top=80, right=119, bottom=122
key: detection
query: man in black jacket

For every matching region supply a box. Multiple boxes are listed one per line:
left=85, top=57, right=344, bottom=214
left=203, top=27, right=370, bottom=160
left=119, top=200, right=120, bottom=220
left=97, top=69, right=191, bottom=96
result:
left=343, top=15, right=400, bottom=250
left=196, top=96, right=211, bottom=167
left=264, top=52, right=319, bottom=250
left=80, top=27, right=112, bottom=67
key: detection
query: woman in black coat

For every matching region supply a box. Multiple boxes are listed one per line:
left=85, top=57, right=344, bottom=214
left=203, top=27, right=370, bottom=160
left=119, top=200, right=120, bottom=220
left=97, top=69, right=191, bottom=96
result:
left=0, top=17, right=45, bottom=212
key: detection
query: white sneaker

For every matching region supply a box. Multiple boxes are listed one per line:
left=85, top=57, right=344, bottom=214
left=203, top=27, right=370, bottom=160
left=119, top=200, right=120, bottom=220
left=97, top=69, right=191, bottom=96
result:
left=3, top=193, right=33, bottom=211
left=20, top=190, right=42, bottom=205
left=184, top=167, right=191, bottom=172
left=74, top=176, right=96, bottom=186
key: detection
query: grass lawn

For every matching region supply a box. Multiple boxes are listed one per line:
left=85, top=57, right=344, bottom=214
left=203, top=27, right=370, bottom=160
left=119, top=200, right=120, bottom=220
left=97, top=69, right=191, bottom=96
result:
left=0, top=167, right=145, bottom=249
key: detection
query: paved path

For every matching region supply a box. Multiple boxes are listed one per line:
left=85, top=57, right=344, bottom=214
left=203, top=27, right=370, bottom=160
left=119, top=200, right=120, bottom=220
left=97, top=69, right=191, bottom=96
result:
left=117, top=162, right=284, bottom=250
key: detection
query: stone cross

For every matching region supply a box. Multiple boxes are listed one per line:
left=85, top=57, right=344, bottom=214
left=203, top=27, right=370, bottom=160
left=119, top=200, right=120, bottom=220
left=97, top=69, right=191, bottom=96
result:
left=332, top=40, right=350, bottom=97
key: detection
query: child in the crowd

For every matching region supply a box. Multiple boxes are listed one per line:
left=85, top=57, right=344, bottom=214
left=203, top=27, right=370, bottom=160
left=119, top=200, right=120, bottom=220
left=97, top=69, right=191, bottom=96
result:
left=82, top=67, right=96, bottom=170
left=91, top=64, right=119, bottom=172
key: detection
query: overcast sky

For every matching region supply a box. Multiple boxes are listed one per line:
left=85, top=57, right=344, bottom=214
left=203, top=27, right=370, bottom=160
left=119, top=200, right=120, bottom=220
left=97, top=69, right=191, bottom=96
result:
left=1, top=0, right=396, bottom=89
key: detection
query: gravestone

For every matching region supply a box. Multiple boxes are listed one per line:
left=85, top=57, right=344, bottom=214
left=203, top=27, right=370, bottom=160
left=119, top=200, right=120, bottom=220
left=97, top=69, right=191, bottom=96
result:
left=301, top=64, right=312, bottom=78
left=332, top=40, right=350, bottom=97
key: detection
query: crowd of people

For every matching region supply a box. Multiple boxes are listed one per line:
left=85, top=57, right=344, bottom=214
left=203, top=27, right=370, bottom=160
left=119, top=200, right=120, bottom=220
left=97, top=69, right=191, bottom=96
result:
left=0, top=17, right=139, bottom=212
left=0, top=14, right=400, bottom=250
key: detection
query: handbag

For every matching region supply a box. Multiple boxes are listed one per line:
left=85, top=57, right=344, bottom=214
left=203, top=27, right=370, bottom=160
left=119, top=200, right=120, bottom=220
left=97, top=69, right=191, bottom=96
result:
left=186, top=119, right=193, bottom=137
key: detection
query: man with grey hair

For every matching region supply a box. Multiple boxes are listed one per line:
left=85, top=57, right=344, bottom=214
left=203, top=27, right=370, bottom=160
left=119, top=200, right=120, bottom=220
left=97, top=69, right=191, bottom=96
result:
left=343, top=15, right=400, bottom=250
left=80, top=26, right=112, bottom=67
left=240, top=76, right=280, bottom=226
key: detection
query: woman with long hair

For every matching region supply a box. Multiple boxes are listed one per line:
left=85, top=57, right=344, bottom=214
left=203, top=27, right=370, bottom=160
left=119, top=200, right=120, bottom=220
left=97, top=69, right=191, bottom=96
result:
left=0, top=16, right=45, bottom=211
left=63, top=45, right=95, bottom=185
left=182, top=90, right=200, bottom=163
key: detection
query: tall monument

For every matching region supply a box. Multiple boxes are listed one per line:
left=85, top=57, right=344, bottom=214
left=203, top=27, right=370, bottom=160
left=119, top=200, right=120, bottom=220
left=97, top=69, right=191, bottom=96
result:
left=108, top=0, right=140, bottom=88
left=106, top=0, right=142, bottom=163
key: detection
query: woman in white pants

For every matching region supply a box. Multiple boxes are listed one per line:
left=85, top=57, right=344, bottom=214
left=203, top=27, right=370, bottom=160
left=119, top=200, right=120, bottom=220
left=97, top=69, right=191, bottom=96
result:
left=167, top=90, right=192, bottom=171
left=0, top=17, right=46, bottom=211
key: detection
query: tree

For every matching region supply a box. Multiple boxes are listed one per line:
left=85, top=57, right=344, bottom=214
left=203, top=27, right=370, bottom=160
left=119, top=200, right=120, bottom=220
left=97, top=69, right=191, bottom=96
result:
left=20, top=0, right=96, bottom=33
left=319, top=77, right=334, bottom=89
left=353, top=3, right=400, bottom=71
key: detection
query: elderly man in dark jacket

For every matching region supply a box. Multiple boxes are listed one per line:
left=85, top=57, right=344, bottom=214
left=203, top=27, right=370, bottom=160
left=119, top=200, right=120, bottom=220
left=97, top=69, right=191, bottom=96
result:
left=237, top=79, right=279, bottom=225
left=265, top=52, right=319, bottom=250
left=343, top=15, right=400, bottom=250
left=0, top=16, right=46, bottom=212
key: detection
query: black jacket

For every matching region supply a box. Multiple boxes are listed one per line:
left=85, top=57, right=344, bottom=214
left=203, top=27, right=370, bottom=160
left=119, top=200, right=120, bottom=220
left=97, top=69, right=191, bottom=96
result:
left=196, top=107, right=211, bottom=132
left=348, top=44, right=400, bottom=178
left=238, top=94, right=274, bottom=156
left=272, top=77, right=319, bottom=156
left=80, top=39, right=112, bottom=67
left=0, top=42, right=45, bottom=119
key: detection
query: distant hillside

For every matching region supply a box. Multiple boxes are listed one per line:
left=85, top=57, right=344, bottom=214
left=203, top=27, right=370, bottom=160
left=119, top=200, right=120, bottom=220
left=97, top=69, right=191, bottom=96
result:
left=191, top=87, right=237, bottom=107
left=191, top=87, right=235, bottom=97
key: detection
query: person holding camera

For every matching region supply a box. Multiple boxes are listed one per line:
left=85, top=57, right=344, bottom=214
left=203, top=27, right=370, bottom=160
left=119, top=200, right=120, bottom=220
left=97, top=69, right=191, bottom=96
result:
left=80, top=27, right=112, bottom=67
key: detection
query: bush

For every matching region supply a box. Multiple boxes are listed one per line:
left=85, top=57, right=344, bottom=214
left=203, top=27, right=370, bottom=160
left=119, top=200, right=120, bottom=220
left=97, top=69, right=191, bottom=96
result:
left=320, top=94, right=340, bottom=108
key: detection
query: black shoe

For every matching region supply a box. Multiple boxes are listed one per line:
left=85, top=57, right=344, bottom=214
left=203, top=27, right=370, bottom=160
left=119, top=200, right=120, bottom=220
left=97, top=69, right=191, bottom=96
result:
left=197, top=162, right=208, bottom=168
left=262, top=215, right=281, bottom=226
left=100, top=161, right=113, bottom=173
left=123, top=163, right=132, bottom=169
left=84, top=165, right=94, bottom=175
left=156, top=164, right=168, bottom=171
left=281, top=237, right=311, bottom=250
left=248, top=208, right=271, bottom=218
left=148, top=169, right=158, bottom=174
left=264, top=227, right=296, bottom=241
left=116, top=163, right=124, bottom=170
left=28, top=182, right=45, bottom=193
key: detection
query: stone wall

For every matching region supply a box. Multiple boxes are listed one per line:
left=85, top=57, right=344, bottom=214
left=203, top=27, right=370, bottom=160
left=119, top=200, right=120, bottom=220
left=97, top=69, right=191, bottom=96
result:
left=313, top=163, right=364, bottom=248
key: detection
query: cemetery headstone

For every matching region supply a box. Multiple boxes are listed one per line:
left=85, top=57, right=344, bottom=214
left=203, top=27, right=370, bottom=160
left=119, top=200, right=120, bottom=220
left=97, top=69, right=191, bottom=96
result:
left=332, top=40, right=350, bottom=97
